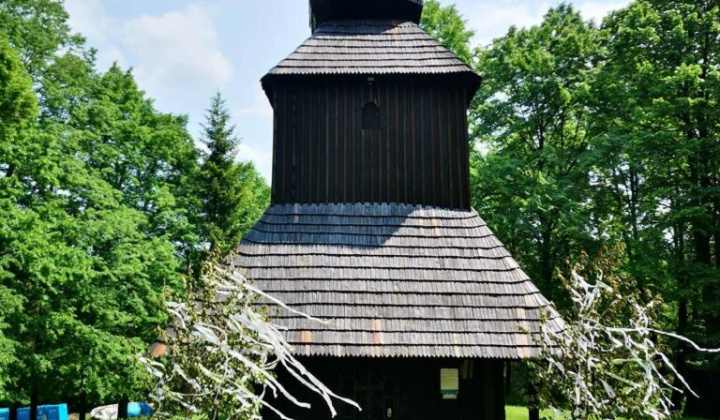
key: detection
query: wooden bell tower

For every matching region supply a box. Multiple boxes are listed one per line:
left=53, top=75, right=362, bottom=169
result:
left=263, top=0, right=480, bottom=209
left=235, top=1, right=561, bottom=419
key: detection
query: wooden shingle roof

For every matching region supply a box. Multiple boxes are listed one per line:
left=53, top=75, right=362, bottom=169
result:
left=232, top=203, right=563, bottom=359
left=263, top=20, right=477, bottom=78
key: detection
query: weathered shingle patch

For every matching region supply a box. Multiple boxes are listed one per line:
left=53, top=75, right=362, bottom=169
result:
left=232, top=203, right=562, bottom=359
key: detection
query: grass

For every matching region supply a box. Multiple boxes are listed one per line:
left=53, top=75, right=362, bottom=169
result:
left=506, top=405, right=558, bottom=419
left=505, top=406, right=710, bottom=420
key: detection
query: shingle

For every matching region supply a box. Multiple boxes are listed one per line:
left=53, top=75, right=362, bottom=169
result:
left=263, top=20, right=477, bottom=79
left=233, top=203, right=561, bottom=359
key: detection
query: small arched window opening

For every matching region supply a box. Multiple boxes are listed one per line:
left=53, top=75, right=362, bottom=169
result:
left=362, top=101, right=381, bottom=130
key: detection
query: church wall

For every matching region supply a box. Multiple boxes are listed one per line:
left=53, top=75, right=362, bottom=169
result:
left=263, top=357, right=506, bottom=420
left=269, top=81, right=471, bottom=209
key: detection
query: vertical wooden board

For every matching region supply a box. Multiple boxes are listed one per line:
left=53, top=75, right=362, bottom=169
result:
left=314, top=86, right=330, bottom=203
left=401, top=84, right=409, bottom=204
left=324, top=85, right=331, bottom=203
left=461, top=88, right=471, bottom=210
left=360, top=84, right=369, bottom=202
left=331, top=85, right=339, bottom=203
left=360, top=83, right=367, bottom=203
left=338, top=83, right=347, bottom=203
left=453, top=87, right=465, bottom=209
left=410, top=86, right=419, bottom=205
left=438, top=86, right=449, bottom=207
left=446, top=88, right=455, bottom=209
left=297, top=87, right=307, bottom=203
left=381, top=85, right=387, bottom=203
left=273, top=88, right=279, bottom=202
left=368, top=84, right=377, bottom=202
left=429, top=85, right=439, bottom=207
left=312, top=83, right=326, bottom=203
left=275, top=88, right=286, bottom=202
left=291, top=87, right=299, bottom=203
left=309, top=86, right=317, bottom=203
left=348, top=84, right=358, bottom=204
left=376, top=84, right=384, bottom=203
left=420, top=85, right=431, bottom=205
left=343, top=85, right=351, bottom=204
left=270, top=88, right=279, bottom=203
left=393, top=84, right=402, bottom=204
left=383, top=84, right=392, bottom=203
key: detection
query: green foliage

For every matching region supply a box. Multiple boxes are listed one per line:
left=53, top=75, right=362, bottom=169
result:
left=531, top=248, right=720, bottom=419
left=468, top=0, right=720, bottom=412
left=420, top=0, right=476, bottom=65
left=0, top=32, right=35, bottom=402
left=0, top=55, right=187, bottom=404
left=472, top=4, right=601, bottom=303
left=0, top=2, right=195, bottom=407
left=0, top=34, right=37, bottom=179
left=593, top=0, right=720, bottom=350
left=196, top=93, right=269, bottom=256
left=0, top=0, right=272, bottom=409
left=0, top=0, right=82, bottom=78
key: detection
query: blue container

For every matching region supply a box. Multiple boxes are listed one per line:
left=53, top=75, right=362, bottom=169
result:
left=0, top=408, right=9, bottom=420
left=127, top=403, right=152, bottom=418
left=17, top=404, right=68, bottom=420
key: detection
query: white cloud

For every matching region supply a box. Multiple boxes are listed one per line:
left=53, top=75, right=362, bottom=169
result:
left=578, top=1, right=631, bottom=23
left=64, top=0, right=112, bottom=41
left=64, top=0, right=125, bottom=69
left=462, top=1, right=551, bottom=46
left=122, top=5, right=234, bottom=101
left=459, top=0, right=631, bottom=46
left=233, top=85, right=273, bottom=118
left=65, top=2, right=233, bottom=105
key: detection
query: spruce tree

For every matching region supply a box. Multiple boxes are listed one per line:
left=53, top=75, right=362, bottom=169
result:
left=197, top=93, right=267, bottom=256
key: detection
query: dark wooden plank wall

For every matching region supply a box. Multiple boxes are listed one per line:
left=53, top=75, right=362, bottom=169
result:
left=263, top=357, right=506, bottom=420
left=270, top=82, right=471, bottom=210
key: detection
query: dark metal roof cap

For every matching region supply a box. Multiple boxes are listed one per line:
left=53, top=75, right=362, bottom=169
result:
left=310, top=0, right=424, bottom=31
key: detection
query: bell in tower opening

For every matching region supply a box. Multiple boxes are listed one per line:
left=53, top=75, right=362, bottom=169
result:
left=233, top=1, right=561, bottom=419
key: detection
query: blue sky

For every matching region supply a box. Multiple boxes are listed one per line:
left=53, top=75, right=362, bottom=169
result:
left=64, top=0, right=630, bottom=181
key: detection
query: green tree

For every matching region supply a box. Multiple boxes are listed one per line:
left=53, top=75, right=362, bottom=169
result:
left=420, top=0, right=476, bottom=65
left=69, top=63, right=201, bottom=260
left=595, top=0, right=720, bottom=408
left=0, top=11, right=201, bottom=411
left=0, top=0, right=83, bottom=81
left=196, top=93, right=269, bottom=256
left=472, top=4, right=602, bottom=303
left=0, top=33, right=35, bottom=402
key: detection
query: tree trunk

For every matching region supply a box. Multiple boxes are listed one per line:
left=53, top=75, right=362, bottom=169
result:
left=9, top=403, right=17, bottom=420
left=117, top=395, right=129, bottom=419
left=79, top=392, right=87, bottom=420
left=30, top=391, right=39, bottom=420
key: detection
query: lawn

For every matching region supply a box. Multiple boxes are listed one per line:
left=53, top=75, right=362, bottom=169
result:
left=505, top=406, right=710, bottom=420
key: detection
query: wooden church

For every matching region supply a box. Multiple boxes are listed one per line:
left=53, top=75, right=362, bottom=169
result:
left=232, top=1, right=561, bottom=419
